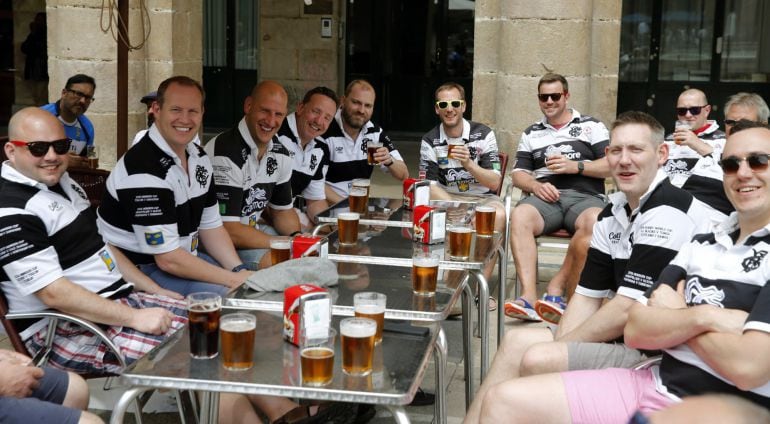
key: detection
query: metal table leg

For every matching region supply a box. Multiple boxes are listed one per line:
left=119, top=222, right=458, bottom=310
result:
left=462, top=281, right=474, bottom=409
left=471, top=270, right=490, bottom=379
left=496, top=245, right=506, bottom=347
left=387, top=406, right=412, bottom=424
left=110, top=387, right=151, bottom=424
left=199, top=391, right=220, bottom=424
left=433, top=326, right=448, bottom=424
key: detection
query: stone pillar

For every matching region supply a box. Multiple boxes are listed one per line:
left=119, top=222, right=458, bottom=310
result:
left=46, top=0, right=202, bottom=169
left=473, top=0, right=621, bottom=154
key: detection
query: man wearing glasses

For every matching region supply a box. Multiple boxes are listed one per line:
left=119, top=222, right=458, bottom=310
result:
left=723, top=92, right=769, bottom=137
left=40, top=74, right=96, bottom=168
left=506, top=73, right=610, bottom=323
left=664, top=88, right=730, bottom=222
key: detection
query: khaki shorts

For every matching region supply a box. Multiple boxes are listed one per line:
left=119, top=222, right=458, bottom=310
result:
left=567, top=342, right=646, bottom=370
left=516, top=189, right=605, bottom=234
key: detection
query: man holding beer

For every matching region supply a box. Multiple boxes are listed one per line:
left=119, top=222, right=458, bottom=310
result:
left=276, top=86, right=339, bottom=227
left=322, top=79, right=409, bottom=205
left=507, top=72, right=610, bottom=322
left=205, top=80, right=302, bottom=270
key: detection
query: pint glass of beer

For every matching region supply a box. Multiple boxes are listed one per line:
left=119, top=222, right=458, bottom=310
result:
left=186, top=292, right=222, bottom=359
left=367, top=142, right=383, bottom=165
left=474, top=205, right=496, bottom=237
left=270, top=236, right=292, bottom=265
left=337, top=212, right=360, bottom=245
left=220, top=313, right=257, bottom=370
left=412, top=252, right=440, bottom=296
left=340, top=317, right=377, bottom=376
left=447, top=223, right=473, bottom=261
left=354, top=292, right=386, bottom=343
left=349, top=179, right=370, bottom=215
left=447, top=140, right=464, bottom=159
left=300, top=327, right=336, bottom=386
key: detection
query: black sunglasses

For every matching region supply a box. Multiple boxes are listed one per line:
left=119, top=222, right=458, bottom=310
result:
left=719, top=153, right=770, bottom=174
left=10, top=138, right=72, bottom=157
left=67, top=88, right=95, bottom=102
left=436, top=100, right=465, bottom=109
left=538, top=93, right=564, bottom=102
left=676, top=105, right=707, bottom=116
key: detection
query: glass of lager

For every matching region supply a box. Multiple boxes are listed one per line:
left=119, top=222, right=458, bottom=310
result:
left=474, top=205, right=496, bottom=237
left=447, top=223, right=473, bottom=261
left=354, top=292, right=386, bottom=343
left=337, top=212, right=360, bottom=245
left=447, top=139, right=464, bottom=159
left=270, top=236, right=292, bottom=265
left=220, top=313, right=256, bottom=370
left=300, top=327, right=336, bottom=386
left=186, top=292, right=222, bottom=359
left=340, top=317, right=377, bottom=376
left=349, top=179, right=370, bottom=215
left=412, top=251, right=440, bottom=296
left=366, top=142, right=383, bottom=165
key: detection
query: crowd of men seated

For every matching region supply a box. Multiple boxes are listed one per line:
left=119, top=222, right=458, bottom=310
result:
left=2, top=71, right=770, bottom=424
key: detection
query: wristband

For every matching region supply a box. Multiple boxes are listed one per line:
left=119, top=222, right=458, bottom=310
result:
left=385, top=158, right=394, bottom=167
left=289, top=231, right=302, bottom=237
left=231, top=263, right=249, bottom=272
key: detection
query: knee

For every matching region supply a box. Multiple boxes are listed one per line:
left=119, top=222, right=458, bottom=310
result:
left=79, top=411, right=105, bottom=424
left=574, top=210, right=600, bottom=233
left=520, top=343, right=566, bottom=377
left=64, top=372, right=90, bottom=410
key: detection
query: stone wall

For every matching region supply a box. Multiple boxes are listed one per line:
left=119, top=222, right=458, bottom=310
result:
left=473, top=0, right=621, bottom=155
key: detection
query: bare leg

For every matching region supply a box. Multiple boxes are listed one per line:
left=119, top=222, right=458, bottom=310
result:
left=478, top=373, right=571, bottom=424
left=519, top=341, right=570, bottom=376
left=62, top=372, right=89, bottom=410
left=246, top=395, right=300, bottom=423
left=218, top=394, right=263, bottom=424
left=509, top=204, right=545, bottom=304
left=78, top=412, right=105, bottom=424
left=544, top=207, right=600, bottom=299
left=463, top=327, right=553, bottom=423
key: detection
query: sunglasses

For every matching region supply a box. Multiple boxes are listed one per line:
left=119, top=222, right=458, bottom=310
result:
left=10, top=138, right=72, bottom=157
left=676, top=105, right=706, bottom=116
left=436, top=100, right=465, bottom=109
left=719, top=153, right=770, bottom=174
left=67, top=88, right=95, bottom=102
left=538, top=92, right=565, bottom=102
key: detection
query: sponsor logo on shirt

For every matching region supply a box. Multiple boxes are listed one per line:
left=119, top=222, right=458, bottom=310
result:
left=685, top=276, right=725, bottom=307
left=99, top=250, right=116, bottom=271
left=608, top=232, right=622, bottom=243
left=145, top=231, right=165, bottom=246
left=48, top=201, right=63, bottom=212
left=70, top=183, right=88, bottom=201
left=741, top=248, right=768, bottom=273
left=664, top=160, right=689, bottom=175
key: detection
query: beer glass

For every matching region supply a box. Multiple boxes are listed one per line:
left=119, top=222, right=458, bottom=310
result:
left=270, top=236, right=291, bottom=265
left=300, top=327, right=336, bottom=386
left=349, top=179, right=370, bottom=215
left=412, top=252, right=440, bottom=296
left=674, top=120, right=691, bottom=145
left=186, top=292, right=222, bottom=359
left=354, top=292, right=386, bottom=343
left=340, top=317, right=377, bottom=376
left=220, top=313, right=256, bottom=370
left=367, top=142, right=383, bottom=165
left=447, top=223, right=473, bottom=260
left=474, top=205, right=496, bottom=237
left=337, top=212, right=360, bottom=245
left=447, top=140, right=464, bottom=159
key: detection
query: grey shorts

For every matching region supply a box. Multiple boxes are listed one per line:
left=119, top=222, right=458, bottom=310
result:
left=567, top=342, right=645, bottom=370
left=517, top=189, right=605, bottom=234
left=0, top=367, right=81, bottom=424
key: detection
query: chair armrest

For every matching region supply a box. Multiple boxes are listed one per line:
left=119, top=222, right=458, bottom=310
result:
left=5, top=310, right=128, bottom=370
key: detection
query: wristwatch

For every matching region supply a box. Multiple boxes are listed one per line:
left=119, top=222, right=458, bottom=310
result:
left=232, top=263, right=250, bottom=272
left=577, top=161, right=585, bottom=175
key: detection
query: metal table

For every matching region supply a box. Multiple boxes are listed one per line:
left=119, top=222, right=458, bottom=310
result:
left=110, top=312, right=439, bottom=424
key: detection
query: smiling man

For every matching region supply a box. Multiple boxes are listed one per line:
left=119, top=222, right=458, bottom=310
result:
left=40, top=74, right=96, bottom=168
left=723, top=92, right=770, bottom=137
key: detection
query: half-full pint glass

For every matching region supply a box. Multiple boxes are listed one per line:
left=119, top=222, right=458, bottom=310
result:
left=354, top=292, right=386, bottom=343
left=367, top=143, right=383, bottom=165
left=300, top=327, right=336, bottom=386
left=474, top=205, right=496, bottom=237
left=338, top=212, right=360, bottom=245
left=447, top=224, right=473, bottom=260
left=340, top=317, right=377, bottom=376
left=412, top=252, right=439, bottom=296
left=447, top=140, right=463, bottom=159
left=270, top=236, right=292, bottom=265
left=187, top=292, right=222, bottom=359
left=220, top=313, right=256, bottom=370
left=349, top=179, right=370, bottom=214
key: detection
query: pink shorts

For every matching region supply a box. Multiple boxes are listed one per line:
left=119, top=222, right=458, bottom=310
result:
left=562, top=368, right=674, bottom=424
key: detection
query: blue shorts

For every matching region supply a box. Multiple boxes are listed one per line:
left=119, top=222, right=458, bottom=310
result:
left=138, top=252, right=231, bottom=296
left=0, top=367, right=81, bottom=424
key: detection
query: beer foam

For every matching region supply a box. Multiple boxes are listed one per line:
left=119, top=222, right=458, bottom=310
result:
left=271, top=240, right=291, bottom=249
left=220, top=320, right=255, bottom=332
left=413, top=256, right=439, bottom=267
left=340, top=319, right=376, bottom=337
left=338, top=212, right=360, bottom=220
left=355, top=304, right=385, bottom=314
left=448, top=226, right=473, bottom=233
left=301, top=347, right=334, bottom=358
left=475, top=205, right=495, bottom=213
left=352, top=179, right=371, bottom=187
left=188, top=303, right=219, bottom=313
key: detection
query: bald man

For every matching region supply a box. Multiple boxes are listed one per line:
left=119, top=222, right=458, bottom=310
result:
left=205, top=80, right=300, bottom=270
left=664, top=88, right=731, bottom=224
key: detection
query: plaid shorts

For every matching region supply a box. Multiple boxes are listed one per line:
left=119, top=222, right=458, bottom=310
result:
left=25, top=292, right=188, bottom=374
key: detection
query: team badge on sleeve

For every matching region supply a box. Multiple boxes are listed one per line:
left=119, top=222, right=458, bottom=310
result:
left=99, top=250, right=116, bottom=271
left=145, top=231, right=165, bottom=246
left=190, top=232, right=199, bottom=253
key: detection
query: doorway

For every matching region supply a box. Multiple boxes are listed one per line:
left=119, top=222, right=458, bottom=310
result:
left=344, top=0, right=475, bottom=135
left=618, top=0, right=770, bottom=129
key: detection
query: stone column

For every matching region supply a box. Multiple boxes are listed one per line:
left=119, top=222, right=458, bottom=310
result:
left=473, top=0, right=621, bottom=154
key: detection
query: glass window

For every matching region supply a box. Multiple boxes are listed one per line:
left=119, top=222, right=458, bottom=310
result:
left=720, top=0, right=770, bottom=82
left=619, top=0, right=653, bottom=82
left=235, top=0, right=257, bottom=70
left=658, top=0, right=716, bottom=81
left=203, top=1, right=226, bottom=67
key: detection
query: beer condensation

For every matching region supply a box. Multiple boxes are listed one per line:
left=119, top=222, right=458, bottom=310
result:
left=220, top=318, right=256, bottom=370
left=188, top=305, right=220, bottom=359
left=301, top=347, right=334, bottom=386
left=412, top=257, right=439, bottom=296
left=447, top=226, right=472, bottom=260
left=475, top=206, right=496, bottom=236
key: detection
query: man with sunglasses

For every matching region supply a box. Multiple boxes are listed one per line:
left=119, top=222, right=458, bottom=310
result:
left=40, top=74, right=95, bottom=169
left=723, top=92, right=769, bottom=137
left=664, top=88, right=731, bottom=222
left=506, top=73, right=610, bottom=323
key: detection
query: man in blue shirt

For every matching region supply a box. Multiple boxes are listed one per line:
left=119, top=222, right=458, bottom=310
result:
left=41, top=74, right=95, bottom=168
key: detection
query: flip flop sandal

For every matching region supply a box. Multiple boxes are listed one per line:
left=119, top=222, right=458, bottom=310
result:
left=504, top=297, right=542, bottom=322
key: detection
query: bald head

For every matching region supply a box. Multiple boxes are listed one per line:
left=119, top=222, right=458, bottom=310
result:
left=679, top=88, right=708, bottom=105
left=8, top=107, right=66, bottom=142
left=5, top=107, right=69, bottom=186
left=244, top=80, right=288, bottom=145
left=677, top=88, right=711, bottom=129
left=250, top=80, right=288, bottom=104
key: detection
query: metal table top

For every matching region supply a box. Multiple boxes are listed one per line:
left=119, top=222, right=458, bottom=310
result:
left=119, top=312, right=439, bottom=406
left=316, top=197, right=480, bottom=229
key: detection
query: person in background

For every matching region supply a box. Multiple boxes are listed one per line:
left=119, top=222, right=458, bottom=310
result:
left=40, top=74, right=96, bottom=168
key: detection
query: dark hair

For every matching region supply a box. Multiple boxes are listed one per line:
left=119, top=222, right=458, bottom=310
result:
left=344, top=79, right=375, bottom=97
left=302, top=86, right=340, bottom=108
left=611, top=111, right=665, bottom=146
left=730, top=119, right=770, bottom=136
left=434, top=82, right=466, bottom=101
left=156, top=76, right=206, bottom=106
left=65, top=74, right=96, bottom=90
left=538, top=73, right=569, bottom=93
